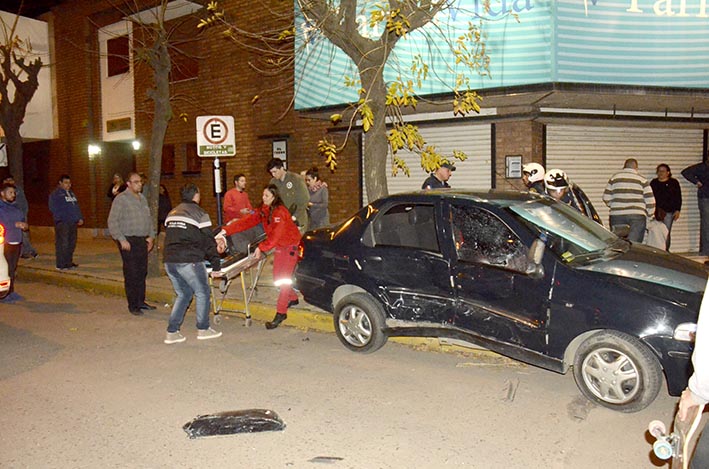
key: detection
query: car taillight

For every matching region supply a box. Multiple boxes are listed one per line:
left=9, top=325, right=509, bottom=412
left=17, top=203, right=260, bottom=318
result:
left=297, top=240, right=305, bottom=260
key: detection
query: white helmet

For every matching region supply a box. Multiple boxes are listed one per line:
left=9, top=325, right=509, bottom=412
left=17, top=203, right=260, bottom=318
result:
left=544, top=169, right=569, bottom=191
left=522, top=163, right=545, bottom=183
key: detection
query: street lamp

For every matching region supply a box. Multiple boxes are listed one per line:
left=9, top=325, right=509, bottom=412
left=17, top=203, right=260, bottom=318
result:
left=132, top=140, right=141, bottom=151
left=88, top=144, right=102, bottom=159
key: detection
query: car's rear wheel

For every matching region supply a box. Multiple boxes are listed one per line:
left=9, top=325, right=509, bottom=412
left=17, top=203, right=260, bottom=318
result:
left=333, top=293, right=387, bottom=353
left=572, top=331, right=662, bottom=413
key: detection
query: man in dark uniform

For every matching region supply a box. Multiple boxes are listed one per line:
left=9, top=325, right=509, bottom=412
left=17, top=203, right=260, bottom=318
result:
left=422, top=162, right=456, bottom=189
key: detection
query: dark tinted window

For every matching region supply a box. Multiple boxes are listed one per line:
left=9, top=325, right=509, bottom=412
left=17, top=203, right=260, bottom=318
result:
left=452, top=205, right=527, bottom=271
left=372, top=204, right=438, bottom=252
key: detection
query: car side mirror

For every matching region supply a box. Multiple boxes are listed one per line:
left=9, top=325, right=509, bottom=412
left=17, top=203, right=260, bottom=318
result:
left=612, top=224, right=630, bottom=239
left=525, top=238, right=545, bottom=279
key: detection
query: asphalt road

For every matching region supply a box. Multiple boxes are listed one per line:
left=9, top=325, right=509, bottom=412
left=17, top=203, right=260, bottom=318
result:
left=0, top=281, right=682, bottom=468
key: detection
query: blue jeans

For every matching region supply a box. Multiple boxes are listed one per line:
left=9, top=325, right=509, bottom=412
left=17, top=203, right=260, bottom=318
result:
left=55, top=221, right=77, bottom=268
left=660, top=211, right=676, bottom=251
left=165, top=262, right=211, bottom=332
left=700, top=198, right=709, bottom=255
left=609, top=215, right=647, bottom=243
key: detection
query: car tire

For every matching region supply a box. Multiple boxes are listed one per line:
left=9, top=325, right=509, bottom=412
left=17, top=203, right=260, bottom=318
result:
left=572, top=330, right=662, bottom=413
left=333, top=293, right=388, bottom=353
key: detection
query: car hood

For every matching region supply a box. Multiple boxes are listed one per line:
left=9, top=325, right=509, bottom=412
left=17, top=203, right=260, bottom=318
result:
left=577, top=243, right=707, bottom=293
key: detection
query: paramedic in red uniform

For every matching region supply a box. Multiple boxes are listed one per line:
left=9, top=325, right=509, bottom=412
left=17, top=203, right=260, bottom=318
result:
left=217, top=184, right=301, bottom=329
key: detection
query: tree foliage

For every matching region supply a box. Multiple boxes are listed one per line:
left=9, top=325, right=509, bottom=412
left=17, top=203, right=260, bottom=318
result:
left=203, top=0, right=499, bottom=200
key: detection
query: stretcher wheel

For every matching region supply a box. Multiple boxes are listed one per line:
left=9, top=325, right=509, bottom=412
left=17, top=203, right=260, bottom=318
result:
left=214, top=314, right=222, bottom=325
left=244, top=317, right=252, bottom=327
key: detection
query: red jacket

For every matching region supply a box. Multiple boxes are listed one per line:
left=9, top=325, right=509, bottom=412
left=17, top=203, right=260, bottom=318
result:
left=223, top=204, right=301, bottom=251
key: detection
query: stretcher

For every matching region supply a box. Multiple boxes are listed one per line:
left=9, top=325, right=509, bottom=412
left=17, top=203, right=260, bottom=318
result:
left=207, top=228, right=268, bottom=327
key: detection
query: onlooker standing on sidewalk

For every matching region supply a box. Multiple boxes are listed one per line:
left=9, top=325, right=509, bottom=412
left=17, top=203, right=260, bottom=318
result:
left=422, top=162, right=456, bottom=189
left=48, top=175, right=84, bottom=271
left=267, top=158, right=309, bottom=232
left=163, top=184, right=222, bottom=344
left=650, top=163, right=682, bottom=251
left=106, top=173, right=126, bottom=200
left=304, top=167, right=329, bottom=230
left=223, top=173, right=253, bottom=222
left=0, top=183, right=28, bottom=303
left=682, top=160, right=709, bottom=256
left=602, top=159, right=655, bottom=243
left=108, top=172, right=156, bottom=316
left=3, top=175, right=37, bottom=258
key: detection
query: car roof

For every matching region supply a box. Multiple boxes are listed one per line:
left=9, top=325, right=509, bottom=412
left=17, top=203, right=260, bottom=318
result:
left=375, top=189, right=543, bottom=207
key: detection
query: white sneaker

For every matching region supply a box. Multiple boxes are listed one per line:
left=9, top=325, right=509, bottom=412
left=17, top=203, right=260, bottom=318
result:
left=197, top=328, right=222, bottom=340
left=164, top=331, right=186, bottom=344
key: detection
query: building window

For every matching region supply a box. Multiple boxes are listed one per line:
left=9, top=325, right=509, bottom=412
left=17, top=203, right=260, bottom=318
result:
left=161, top=144, right=175, bottom=175
left=107, top=35, right=130, bottom=77
left=185, top=142, right=201, bottom=173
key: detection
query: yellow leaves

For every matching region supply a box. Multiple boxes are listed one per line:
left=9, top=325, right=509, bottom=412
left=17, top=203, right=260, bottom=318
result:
left=392, top=157, right=410, bottom=176
left=343, top=75, right=360, bottom=88
left=453, top=90, right=482, bottom=117
left=368, top=5, right=410, bottom=36
left=388, top=125, right=424, bottom=153
left=318, top=139, right=338, bottom=171
left=251, top=95, right=260, bottom=105
left=179, top=112, right=188, bottom=122
left=197, top=2, right=224, bottom=29
left=386, top=80, right=417, bottom=108
left=207, top=1, right=219, bottom=12
left=330, top=114, right=342, bottom=125
left=358, top=100, right=374, bottom=133
left=277, top=27, right=295, bottom=41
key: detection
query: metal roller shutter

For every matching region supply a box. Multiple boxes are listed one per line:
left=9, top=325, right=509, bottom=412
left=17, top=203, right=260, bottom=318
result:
left=546, top=125, right=703, bottom=253
left=362, top=124, right=492, bottom=205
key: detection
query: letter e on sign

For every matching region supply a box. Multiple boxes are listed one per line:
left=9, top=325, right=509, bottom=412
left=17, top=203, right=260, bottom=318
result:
left=196, top=115, right=236, bottom=157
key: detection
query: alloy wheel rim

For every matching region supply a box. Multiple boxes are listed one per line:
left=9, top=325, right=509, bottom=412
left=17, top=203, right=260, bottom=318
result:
left=338, top=305, right=373, bottom=346
left=581, top=347, right=640, bottom=404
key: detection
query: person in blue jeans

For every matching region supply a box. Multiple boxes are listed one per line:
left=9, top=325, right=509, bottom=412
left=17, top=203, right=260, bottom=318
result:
left=163, top=183, right=222, bottom=344
left=682, top=161, right=709, bottom=256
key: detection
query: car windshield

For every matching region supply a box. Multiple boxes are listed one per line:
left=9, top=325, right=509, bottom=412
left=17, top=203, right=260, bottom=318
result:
left=507, top=199, right=627, bottom=264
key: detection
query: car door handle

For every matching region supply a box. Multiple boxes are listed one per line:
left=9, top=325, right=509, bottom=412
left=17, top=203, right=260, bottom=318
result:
left=366, top=256, right=382, bottom=262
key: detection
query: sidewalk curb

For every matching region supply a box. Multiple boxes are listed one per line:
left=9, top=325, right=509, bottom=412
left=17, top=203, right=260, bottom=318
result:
left=21, top=265, right=503, bottom=359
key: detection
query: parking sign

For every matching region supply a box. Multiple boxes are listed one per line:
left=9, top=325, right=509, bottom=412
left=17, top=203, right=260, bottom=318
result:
left=196, top=116, right=235, bottom=157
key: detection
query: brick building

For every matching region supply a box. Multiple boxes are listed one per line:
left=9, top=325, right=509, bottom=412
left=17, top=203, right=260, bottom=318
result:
left=6, top=0, right=361, bottom=232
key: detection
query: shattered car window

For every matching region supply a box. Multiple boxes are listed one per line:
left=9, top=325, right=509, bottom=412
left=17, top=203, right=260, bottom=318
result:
left=509, top=199, right=619, bottom=263
left=451, top=205, right=528, bottom=271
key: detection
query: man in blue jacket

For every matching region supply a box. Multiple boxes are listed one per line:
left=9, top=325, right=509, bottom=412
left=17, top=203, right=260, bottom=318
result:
left=0, top=182, right=28, bottom=303
left=48, top=175, right=84, bottom=271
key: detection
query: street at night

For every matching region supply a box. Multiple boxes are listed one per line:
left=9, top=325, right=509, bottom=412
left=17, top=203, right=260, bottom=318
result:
left=0, top=281, right=683, bottom=468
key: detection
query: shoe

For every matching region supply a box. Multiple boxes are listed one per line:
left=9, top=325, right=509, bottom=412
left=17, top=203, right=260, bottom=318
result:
left=164, top=331, right=186, bottom=344
left=55, top=267, right=68, bottom=272
left=287, top=299, right=299, bottom=308
left=129, top=308, right=144, bottom=316
left=139, top=303, right=156, bottom=310
left=197, top=328, right=222, bottom=340
left=265, top=313, right=287, bottom=330
left=71, top=263, right=78, bottom=267
left=67, top=264, right=78, bottom=270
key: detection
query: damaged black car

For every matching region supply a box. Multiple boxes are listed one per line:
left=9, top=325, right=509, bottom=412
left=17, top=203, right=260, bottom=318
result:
left=294, top=190, right=707, bottom=412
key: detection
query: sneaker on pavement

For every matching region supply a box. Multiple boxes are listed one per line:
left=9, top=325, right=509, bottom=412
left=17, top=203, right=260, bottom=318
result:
left=164, top=331, right=186, bottom=344
left=197, top=328, right=222, bottom=340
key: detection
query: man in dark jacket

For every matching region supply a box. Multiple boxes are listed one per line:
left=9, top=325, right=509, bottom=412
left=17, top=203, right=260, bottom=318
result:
left=0, top=183, right=28, bottom=302
left=163, top=183, right=222, bottom=344
left=422, top=162, right=456, bottom=189
left=48, top=175, right=84, bottom=271
left=682, top=161, right=709, bottom=255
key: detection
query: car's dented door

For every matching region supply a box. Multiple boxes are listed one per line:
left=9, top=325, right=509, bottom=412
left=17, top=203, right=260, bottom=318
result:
left=356, top=202, right=456, bottom=323
left=446, top=201, right=552, bottom=354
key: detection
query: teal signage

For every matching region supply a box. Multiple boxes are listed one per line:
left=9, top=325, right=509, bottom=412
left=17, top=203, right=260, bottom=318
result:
left=294, top=0, right=709, bottom=110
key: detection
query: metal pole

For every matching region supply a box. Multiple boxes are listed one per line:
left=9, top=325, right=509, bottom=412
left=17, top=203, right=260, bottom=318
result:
left=214, top=157, right=223, bottom=226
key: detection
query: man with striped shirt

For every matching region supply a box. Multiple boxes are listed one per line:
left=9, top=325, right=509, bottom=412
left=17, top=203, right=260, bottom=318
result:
left=603, top=159, right=656, bottom=243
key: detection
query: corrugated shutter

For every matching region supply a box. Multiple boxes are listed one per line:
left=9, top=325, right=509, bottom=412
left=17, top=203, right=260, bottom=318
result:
left=546, top=125, right=703, bottom=253
left=363, top=124, right=492, bottom=204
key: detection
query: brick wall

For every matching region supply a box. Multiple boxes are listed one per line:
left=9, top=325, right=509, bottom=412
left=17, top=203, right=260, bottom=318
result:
left=30, top=0, right=363, bottom=229
left=493, top=120, right=544, bottom=190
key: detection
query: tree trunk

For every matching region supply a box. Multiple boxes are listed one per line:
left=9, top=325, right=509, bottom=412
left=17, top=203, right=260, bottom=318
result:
left=360, top=68, right=389, bottom=202
left=4, top=126, right=23, bottom=186
left=146, top=34, right=171, bottom=278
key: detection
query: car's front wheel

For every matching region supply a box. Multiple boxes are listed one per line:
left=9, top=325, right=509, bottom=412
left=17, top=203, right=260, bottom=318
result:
left=572, top=331, right=662, bottom=413
left=333, top=293, right=388, bottom=353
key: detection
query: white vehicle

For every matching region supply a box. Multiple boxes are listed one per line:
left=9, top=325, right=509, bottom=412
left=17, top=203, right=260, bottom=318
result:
left=0, top=223, right=10, bottom=298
